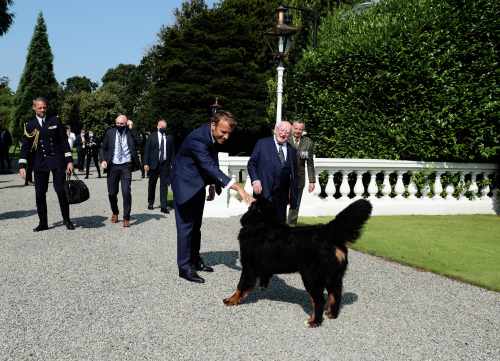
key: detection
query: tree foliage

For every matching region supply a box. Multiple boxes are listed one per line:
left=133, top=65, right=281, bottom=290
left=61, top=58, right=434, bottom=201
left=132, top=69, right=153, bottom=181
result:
left=62, top=75, right=98, bottom=94
left=79, top=88, right=123, bottom=138
left=0, top=77, right=15, bottom=129
left=0, top=0, right=14, bottom=36
left=12, top=12, right=60, bottom=140
left=143, top=0, right=282, bottom=153
left=287, top=0, right=500, bottom=161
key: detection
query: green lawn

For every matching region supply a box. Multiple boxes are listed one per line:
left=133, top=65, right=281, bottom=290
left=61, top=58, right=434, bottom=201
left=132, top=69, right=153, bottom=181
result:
left=300, top=215, right=500, bottom=292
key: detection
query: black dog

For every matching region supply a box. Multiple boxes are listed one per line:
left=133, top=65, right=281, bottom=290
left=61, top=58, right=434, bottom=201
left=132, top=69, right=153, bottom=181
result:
left=223, top=197, right=372, bottom=327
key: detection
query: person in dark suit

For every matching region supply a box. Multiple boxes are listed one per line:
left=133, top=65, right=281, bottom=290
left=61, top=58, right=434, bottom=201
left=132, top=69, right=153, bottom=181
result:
left=287, top=120, right=316, bottom=225
left=100, top=114, right=140, bottom=228
left=247, top=120, right=299, bottom=223
left=18, top=97, right=75, bottom=231
left=172, top=111, right=254, bottom=283
left=0, top=125, right=12, bottom=171
left=84, top=130, right=101, bottom=179
left=144, top=119, right=174, bottom=213
left=74, top=129, right=86, bottom=172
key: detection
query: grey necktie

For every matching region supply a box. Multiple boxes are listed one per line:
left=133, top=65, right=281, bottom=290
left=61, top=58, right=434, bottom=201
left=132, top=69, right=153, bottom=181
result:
left=278, top=144, right=285, bottom=164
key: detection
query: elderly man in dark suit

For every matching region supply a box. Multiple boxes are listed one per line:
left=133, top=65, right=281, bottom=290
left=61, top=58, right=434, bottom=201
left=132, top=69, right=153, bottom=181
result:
left=172, top=111, right=254, bottom=283
left=287, top=120, right=316, bottom=225
left=18, top=97, right=75, bottom=231
left=144, top=118, right=175, bottom=213
left=100, top=114, right=140, bottom=228
left=247, top=120, right=299, bottom=223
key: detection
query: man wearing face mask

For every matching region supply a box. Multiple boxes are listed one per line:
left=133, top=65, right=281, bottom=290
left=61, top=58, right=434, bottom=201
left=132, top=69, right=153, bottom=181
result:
left=100, top=115, right=140, bottom=227
left=144, top=119, right=174, bottom=213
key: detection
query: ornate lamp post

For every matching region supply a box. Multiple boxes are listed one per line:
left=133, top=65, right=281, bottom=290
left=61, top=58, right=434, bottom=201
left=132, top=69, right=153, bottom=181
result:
left=266, top=6, right=299, bottom=127
left=210, top=97, right=221, bottom=114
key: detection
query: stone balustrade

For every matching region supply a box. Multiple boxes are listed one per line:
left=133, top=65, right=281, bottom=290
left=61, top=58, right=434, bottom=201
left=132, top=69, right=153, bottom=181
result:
left=203, top=154, right=499, bottom=217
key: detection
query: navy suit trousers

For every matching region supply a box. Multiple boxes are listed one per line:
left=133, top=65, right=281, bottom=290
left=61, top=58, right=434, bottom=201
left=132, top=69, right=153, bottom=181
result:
left=174, top=188, right=206, bottom=272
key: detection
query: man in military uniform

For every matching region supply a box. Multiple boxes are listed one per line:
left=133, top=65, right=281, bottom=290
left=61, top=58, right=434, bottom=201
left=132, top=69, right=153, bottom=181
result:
left=18, top=97, right=75, bottom=231
left=287, top=120, right=316, bottom=225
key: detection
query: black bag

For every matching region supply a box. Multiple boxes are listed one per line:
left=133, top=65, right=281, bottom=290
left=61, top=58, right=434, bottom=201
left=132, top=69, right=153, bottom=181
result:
left=65, top=173, right=90, bottom=204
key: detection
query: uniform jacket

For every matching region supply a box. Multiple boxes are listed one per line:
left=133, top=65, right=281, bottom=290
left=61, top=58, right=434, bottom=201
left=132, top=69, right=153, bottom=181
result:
left=247, top=136, right=299, bottom=208
left=289, top=135, right=315, bottom=189
left=171, top=123, right=230, bottom=205
left=19, top=115, right=72, bottom=171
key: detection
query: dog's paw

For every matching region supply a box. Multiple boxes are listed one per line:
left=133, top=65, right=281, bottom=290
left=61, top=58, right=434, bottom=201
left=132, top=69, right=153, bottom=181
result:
left=223, top=296, right=239, bottom=306
left=304, top=319, right=321, bottom=328
left=325, top=310, right=338, bottom=319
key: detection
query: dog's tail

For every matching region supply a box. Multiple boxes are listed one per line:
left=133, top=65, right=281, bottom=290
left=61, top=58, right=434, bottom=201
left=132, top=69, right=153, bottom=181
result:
left=327, top=199, right=372, bottom=246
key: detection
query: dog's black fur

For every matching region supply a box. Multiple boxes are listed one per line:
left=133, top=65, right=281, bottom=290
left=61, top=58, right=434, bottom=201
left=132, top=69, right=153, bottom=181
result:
left=223, top=197, right=372, bottom=327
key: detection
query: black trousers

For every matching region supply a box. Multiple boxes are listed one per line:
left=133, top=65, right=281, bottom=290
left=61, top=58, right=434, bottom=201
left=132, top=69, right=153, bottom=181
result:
left=107, top=163, right=132, bottom=220
left=147, top=163, right=169, bottom=209
left=77, top=148, right=86, bottom=170
left=0, top=148, right=10, bottom=169
left=174, top=188, right=205, bottom=272
left=34, top=168, right=70, bottom=226
left=85, top=152, right=101, bottom=178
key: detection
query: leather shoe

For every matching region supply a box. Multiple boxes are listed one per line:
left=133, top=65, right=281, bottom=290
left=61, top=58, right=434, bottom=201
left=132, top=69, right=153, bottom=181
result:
left=195, top=259, right=214, bottom=272
left=123, top=219, right=130, bottom=228
left=63, top=220, right=75, bottom=230
left=111, top=214, right=118, bottom=223
left=161, top=207, right=170, bottom=214
left=179, top=268, right=205, bottom=283
left=33, top=224, right=49, bottom=232
left=147, top=204, right=154, bottom=210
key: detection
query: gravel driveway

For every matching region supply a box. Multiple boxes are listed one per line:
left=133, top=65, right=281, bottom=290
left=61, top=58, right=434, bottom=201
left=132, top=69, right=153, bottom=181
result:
left=0, top=171, right=498, bottom=361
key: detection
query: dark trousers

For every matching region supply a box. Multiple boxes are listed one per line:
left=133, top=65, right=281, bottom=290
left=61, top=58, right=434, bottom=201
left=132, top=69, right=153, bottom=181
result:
left=174, top=188, right=206, bottom=272
left=0, top=148, right=10, bottom=169
left=287, top=185, right=304, bottom=225
left=107, top=163, right=132, bottom=220
left=34, top=168, right=70, bottom=226
left=147, top=163, right=169, bottom=209
left=77, top=148, right=86, bottom=171
left=25, top=154, right=34, bottom=184
left=85, top=152, right=101, bottom=178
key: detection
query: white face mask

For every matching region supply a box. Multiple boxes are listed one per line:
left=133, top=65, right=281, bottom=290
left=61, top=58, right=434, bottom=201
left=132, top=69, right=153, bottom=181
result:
left=89, top=132, right=94, bottom=137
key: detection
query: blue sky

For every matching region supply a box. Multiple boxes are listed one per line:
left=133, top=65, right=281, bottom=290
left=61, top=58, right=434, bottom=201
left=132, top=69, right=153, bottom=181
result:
left=0, top=1, right=216, bottom=91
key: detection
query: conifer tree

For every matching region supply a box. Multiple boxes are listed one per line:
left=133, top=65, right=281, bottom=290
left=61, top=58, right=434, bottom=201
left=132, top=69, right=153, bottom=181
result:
left=12, top=12, right=60, bottom=139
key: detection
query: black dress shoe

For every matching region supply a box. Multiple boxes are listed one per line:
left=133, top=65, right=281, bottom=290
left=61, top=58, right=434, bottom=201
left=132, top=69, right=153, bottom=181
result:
left=147, top=204, right=154, bottom=210
left=161, top=208, right=170, bottom=214
left=195, top=259, right=214, bottom=272
left=179, top=269, right=205, bottom=283
left=33, top=224, right=49, bottom=232
left=64, top=220, right=75, bottom=230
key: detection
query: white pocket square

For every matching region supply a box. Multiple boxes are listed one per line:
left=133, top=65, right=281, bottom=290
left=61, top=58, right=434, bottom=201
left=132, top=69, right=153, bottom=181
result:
left=48, top=125, right=58, bottom=129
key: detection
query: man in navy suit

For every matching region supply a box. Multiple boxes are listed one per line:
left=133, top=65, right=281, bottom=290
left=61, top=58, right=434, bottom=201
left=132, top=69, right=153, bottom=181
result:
left=144, top=118, right=174, bottom=213
left=18, top=97, right=75, bottom=231
left=100, top=114, right=140, bottom=228
left=247, top=120, right=299, bottom=223
left=172, top=111, right=254, bottom=283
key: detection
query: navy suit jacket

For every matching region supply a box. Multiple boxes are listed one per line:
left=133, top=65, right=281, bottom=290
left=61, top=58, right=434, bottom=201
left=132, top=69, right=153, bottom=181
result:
left=143, top=131, right=174, bottom=171
left=19, top=115, right=72, bottom=171
left=247, top=136, right=299, bottom=209
left=100, top=127, right=140, bottom=169
left=171, top=123, right=230, bottom=205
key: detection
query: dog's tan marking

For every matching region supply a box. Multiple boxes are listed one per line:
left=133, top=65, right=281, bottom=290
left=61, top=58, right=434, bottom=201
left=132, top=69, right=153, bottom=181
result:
left=335, top=247, right=346, bottom=263
left=325, top=293, right=336, bottom=319
left=223, top=289, right=252, bottom=306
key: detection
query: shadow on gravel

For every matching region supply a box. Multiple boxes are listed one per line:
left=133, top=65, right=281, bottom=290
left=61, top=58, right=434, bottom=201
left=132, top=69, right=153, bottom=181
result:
left=245, top=279, right=359, bottom=316
left=202, top=250, right=241, bottom=271
left=70, top=215, right=108, bottom=228
left=0, top=209, right=37, bottom=220
left=0, top=184, right=27, bottom=189
left=131, top=213, right=164, bottom=226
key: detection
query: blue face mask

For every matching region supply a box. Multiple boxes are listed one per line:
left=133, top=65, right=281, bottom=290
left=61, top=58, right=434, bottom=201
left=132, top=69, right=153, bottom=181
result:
left=159, top=128, right=166, bottom=134
left=116, top=125, right=126, bottom=134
